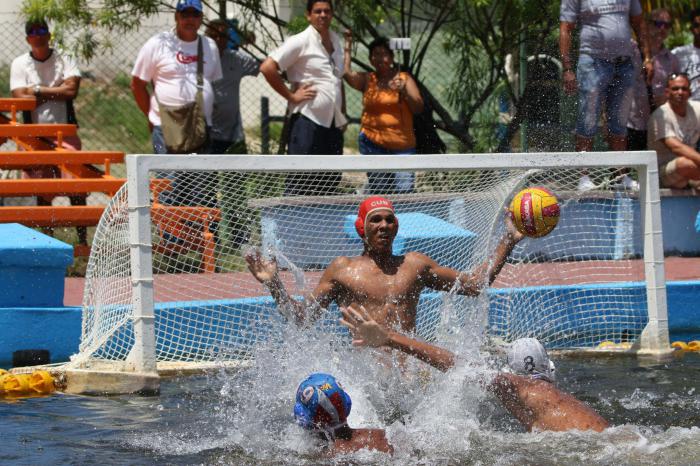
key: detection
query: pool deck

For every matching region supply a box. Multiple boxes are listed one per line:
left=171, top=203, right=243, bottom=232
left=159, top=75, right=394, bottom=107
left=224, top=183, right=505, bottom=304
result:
left=62, top=257, right=700, bottom=306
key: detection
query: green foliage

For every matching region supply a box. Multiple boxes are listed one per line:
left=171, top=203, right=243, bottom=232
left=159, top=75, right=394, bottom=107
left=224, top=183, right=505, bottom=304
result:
left=286, top=15, right=309, bottom=35
left=21, top=0, right=164, bottom=60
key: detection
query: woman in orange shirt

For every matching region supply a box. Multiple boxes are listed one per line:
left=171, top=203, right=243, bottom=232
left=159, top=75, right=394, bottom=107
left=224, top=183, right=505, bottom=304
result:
left=344, top=32, right=423, bottom=194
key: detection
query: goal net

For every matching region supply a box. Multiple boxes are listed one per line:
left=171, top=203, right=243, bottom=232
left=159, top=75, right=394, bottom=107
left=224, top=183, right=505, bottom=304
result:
left=74, top=152, right=670, bottom=375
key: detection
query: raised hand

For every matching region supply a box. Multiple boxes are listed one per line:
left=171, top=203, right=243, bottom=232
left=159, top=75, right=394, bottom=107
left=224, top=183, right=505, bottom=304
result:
left=504, top=208, right=525, bottom=244
left=344, top=29, right=353, bottom=48
left=245, top=248, right=279, bottom=284
left=340, top=305, right=390, bottom=347
left=388, top=75, right=407, bottom=94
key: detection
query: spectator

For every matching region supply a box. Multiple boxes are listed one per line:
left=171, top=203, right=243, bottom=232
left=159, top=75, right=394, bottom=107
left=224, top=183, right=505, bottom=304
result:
left=343, top=33, right=424, bottom=194
left=627, top=9, right=680, bottom=151
left=130, top=0, right=222, bottom=206
left=205, top=19, right=259, bottom=248
left=672, top=9, right=700, bottom=102
left=259, top=0, right=346, bottom=196
left=206, top=19, right=259, bottom=155
left=560, top=0, right=652, bottom=191
left=647, top=73, right=700, bottom=189
left=10, top=18, right=87, bottom=245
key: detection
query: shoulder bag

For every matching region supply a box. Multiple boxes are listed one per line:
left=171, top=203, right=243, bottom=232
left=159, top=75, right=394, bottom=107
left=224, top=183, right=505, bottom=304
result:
left=157, top=36, right=207, bottom=153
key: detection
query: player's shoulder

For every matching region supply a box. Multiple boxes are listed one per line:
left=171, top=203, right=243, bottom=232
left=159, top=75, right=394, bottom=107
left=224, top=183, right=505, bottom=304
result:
left=403, top=251, right=439, bottom=267
left=327, top=255, right=356, bottom=269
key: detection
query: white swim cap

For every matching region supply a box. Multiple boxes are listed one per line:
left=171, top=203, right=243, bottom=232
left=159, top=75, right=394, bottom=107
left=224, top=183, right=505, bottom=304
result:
left=506, top=338, right=556, bottom=383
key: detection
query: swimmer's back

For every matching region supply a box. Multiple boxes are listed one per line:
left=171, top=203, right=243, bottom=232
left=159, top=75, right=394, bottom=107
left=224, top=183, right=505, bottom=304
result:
left=491, top=373, right=609, bottom=432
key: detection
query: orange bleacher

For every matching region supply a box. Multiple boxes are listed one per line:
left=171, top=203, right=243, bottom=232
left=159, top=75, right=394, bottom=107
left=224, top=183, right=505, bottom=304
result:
left=0, top=97, right=219, bottom=269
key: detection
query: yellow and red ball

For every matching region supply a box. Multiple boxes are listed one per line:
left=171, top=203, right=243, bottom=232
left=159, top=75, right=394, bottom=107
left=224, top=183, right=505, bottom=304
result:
left=509, top=187, right=560, bottom=238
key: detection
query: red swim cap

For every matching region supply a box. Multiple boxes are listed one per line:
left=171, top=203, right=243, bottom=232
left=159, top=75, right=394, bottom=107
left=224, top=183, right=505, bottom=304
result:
left=355, top=196, right=397, bottom=237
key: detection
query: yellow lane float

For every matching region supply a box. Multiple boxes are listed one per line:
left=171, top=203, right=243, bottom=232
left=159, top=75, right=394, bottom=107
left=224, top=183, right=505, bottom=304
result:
left=0, top=370, right=56, bottom=398
left=671, top=341, right=700, bottom=352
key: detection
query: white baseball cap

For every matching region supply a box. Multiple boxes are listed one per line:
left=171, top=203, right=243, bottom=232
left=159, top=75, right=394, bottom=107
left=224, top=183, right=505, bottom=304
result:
left=506, top=338, right=556, bottom=382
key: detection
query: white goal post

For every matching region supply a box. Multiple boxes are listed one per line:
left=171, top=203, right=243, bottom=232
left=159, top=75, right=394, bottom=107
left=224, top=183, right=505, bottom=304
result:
left=67, top=151, right=671, bottom=393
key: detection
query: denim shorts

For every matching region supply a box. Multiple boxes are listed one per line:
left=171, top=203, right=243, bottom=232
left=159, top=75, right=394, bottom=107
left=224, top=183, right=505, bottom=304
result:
left=576, top=54, right=635, bottom=138
left=359, top=132, right=416, bottom=194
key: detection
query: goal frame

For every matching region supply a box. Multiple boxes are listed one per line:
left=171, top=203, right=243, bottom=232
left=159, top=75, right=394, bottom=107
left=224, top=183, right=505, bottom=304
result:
left=123, top=151, right=671, bottom=378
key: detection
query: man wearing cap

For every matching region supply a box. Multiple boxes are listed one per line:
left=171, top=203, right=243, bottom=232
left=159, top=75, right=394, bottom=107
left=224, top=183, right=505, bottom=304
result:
left=339, top=305, right=609, bottom=433
left=131, top=0, right=222, bottom=155
left=259, top=0, right=346, bottom=195
left=10, top=18, right=87, bottom=245
left=246, top=196, right=523, bottom=334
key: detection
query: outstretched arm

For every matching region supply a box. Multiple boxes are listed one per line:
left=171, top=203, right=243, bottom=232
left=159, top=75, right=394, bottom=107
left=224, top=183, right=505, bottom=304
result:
left=425, top=213, right=524, bottom=296
left=246, top=249, right=338, bottom=325
left=340, top=305, right=455, bottom=371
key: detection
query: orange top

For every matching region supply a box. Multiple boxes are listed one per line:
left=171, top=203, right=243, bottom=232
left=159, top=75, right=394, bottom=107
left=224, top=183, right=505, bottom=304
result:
left=360, top=72, right=415, bottom=151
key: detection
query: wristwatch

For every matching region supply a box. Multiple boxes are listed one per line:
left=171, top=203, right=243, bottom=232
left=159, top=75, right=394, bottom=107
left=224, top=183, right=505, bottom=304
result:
left=33, top=84, right=41, bottom=97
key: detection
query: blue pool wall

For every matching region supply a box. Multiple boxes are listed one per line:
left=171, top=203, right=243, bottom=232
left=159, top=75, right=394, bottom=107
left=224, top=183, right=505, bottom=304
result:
left=2, top=281, right=699, bottom=366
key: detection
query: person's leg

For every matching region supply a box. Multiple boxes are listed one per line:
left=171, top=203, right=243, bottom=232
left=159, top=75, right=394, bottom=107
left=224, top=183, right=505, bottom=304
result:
left=218, top=139, right=251, bottom=249
left=359, top=132, right=395, bottom=194
left=394, top=147, right=417, bottom=193
left=660, top=159, right=691, bottom=189
left=151, top=126, right=168, bottom=155
left=309, top=123, right=342, bottom=195
left=672, top=157, right=700, bottom=185
left=626, top=128, right=647, bottom=151
left=606, top=59, right=634, bottom=152
left=57, top=136, right=88, bottom=244
left=210, top=139, right=233, bottom=154
left=286, top=114, right=315, bottom=196
left=575, top=55, right=609, bottom=152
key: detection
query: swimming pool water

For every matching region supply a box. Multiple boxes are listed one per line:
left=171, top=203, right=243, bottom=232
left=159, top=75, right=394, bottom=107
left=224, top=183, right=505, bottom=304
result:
left=1, top=351, right=699, bottom=465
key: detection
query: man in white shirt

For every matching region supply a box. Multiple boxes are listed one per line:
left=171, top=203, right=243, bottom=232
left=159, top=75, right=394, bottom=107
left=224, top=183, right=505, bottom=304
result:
left=647, top=73, right=700, bottom=188
left=130, top=0, right=222, bottom=207
left=260, top=0, right=346, bottom=196
left=10, top=19, right=87, bottom=244
left=130, top=0, right=222, bottom=156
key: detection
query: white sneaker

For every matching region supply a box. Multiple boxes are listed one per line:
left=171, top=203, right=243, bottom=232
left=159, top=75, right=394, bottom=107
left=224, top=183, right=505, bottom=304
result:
left=620, top=175, right=639, bottom=191
left=577, top=175, right=596, bottom=192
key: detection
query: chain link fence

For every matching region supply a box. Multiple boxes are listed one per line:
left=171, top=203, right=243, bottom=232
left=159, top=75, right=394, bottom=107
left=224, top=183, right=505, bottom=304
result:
left=0, top=19, right=490, bottom=161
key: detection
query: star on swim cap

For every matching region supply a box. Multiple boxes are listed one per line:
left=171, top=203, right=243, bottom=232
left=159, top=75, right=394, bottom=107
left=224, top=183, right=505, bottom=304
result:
left=354, top=196, right=397, bottom=237
left=294, top=373, right=352, bottom=432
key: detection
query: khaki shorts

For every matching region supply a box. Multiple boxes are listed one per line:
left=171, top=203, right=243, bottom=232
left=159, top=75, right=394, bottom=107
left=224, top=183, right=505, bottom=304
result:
left=660, top=158, right=688, bottom=189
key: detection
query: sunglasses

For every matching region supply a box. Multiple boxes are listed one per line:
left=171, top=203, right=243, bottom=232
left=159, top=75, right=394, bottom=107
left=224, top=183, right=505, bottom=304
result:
left=27, top=27, right=49, bottom=37
left=653, top=20, right=672, bottom=29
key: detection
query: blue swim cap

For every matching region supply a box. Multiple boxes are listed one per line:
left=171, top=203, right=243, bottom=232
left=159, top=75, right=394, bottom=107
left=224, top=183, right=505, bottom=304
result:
left=294, top=373, right=352, bottom=431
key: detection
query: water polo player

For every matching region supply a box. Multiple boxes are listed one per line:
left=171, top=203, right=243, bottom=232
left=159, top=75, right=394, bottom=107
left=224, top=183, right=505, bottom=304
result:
left=340, top=305, right=609, bottom=433
left=293, top=372, right=392, bottom=455
left=246, top=196, right=523, bottom=332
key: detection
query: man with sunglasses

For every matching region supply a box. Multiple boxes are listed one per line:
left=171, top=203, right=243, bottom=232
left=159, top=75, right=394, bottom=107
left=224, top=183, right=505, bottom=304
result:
left=10, top=19, right=87, bottom=245
left=672, top=9, right=700, bottom=102
left=648, top=73, right=700, bottom=189
left=560, top=0, right=652, bottom=191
